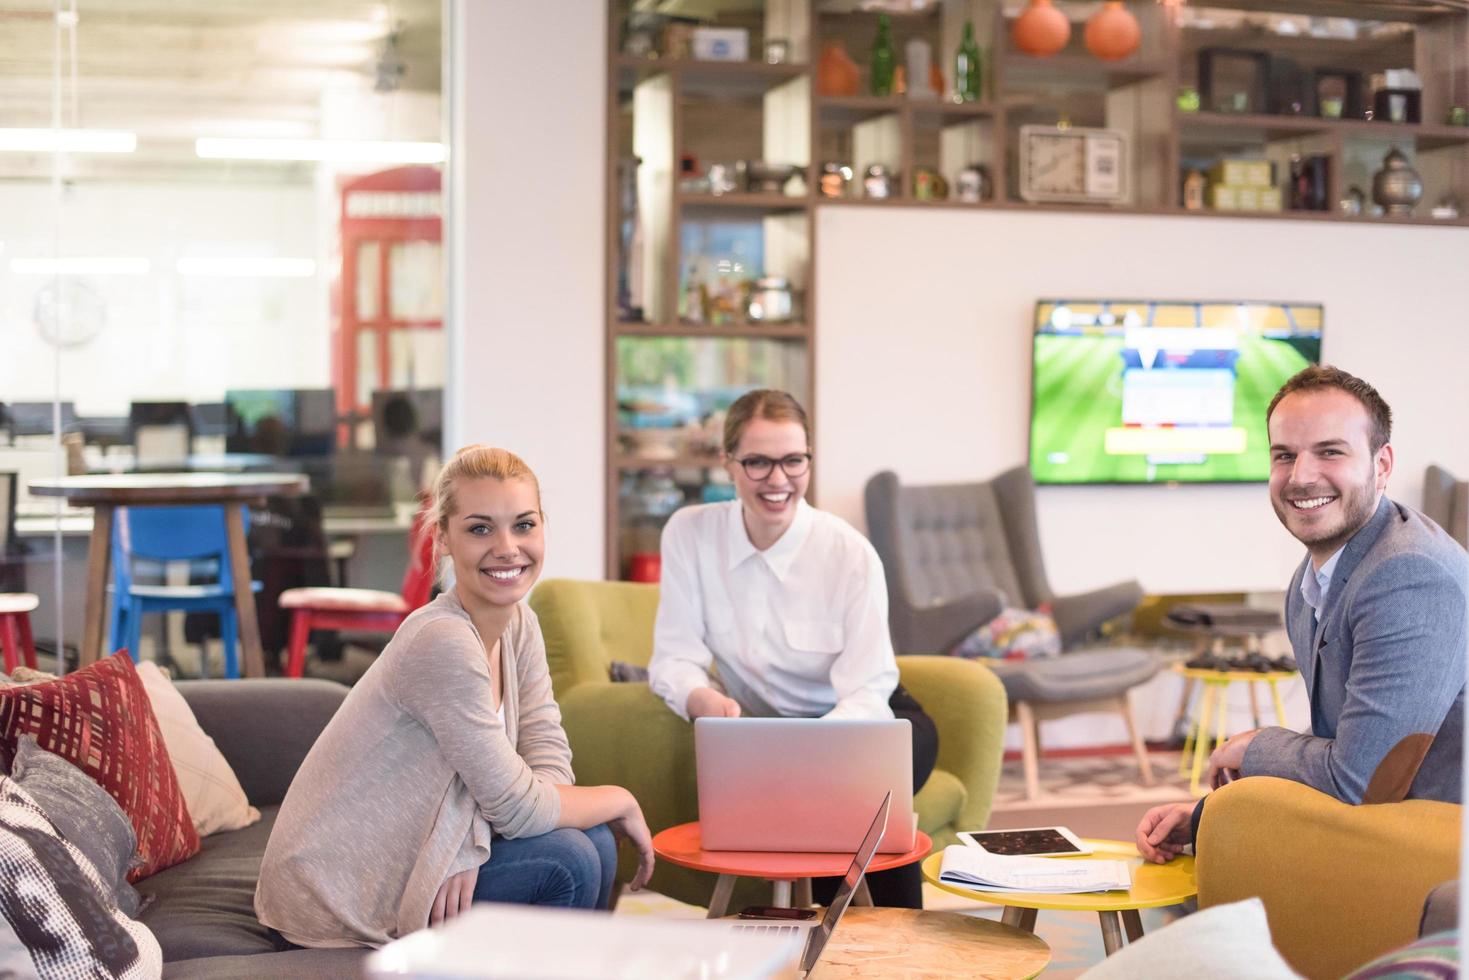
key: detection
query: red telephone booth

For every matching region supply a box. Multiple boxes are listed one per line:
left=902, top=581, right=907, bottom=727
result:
left=335, top=165, right=443, bottom=426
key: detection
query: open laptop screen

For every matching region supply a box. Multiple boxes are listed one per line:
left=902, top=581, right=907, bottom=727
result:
left=800, top=791, right=891, bottom=974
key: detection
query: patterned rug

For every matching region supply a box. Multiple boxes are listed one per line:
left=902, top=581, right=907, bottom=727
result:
left=994, top=749, right=1197, bottom=810
left=989, top=749, right=1199, bottom=844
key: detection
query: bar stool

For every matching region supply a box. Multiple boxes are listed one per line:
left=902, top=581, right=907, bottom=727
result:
left=0, top=593, right=39, bottom=673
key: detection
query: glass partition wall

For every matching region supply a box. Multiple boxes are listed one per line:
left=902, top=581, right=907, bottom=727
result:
left=2, top=1, right=445, bottom=677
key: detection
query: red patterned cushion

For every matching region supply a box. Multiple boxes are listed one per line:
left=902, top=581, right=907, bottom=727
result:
left=0, top=651, right=199, bottom=881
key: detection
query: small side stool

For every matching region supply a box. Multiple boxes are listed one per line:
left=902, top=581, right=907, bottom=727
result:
left=1173, top=663, right=1296, bottom=795
left=0, top=594, right=40, bottom=673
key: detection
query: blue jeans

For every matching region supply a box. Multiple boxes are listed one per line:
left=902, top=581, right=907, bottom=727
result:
left=472, top=824, right=617, bottom=910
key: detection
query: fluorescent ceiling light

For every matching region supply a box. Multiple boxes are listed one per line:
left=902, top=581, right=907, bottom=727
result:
left=176, top=257, right=317, bottom=278
left=195, top=137, right=446, bottom=164
left=0, top=128, right=137, bottom=153
left=10, top=257, right=150, bottom=275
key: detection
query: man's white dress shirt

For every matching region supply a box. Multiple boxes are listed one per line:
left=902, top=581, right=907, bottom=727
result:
left=648, top=499, right=899, bottom=721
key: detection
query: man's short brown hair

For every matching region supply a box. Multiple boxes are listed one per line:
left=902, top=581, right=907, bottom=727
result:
left=1266, top=365, right=1393, bottom=454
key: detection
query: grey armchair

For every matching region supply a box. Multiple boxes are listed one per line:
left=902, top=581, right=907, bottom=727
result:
left=1423, top=464, right=1468, bottom=548
left=865, top=466, right=1160, bottom=800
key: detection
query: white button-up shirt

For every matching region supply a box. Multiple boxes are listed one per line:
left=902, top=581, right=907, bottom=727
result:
left=648, top=499, right=899, bottom=721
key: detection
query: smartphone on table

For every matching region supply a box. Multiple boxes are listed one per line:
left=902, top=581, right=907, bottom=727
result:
left=738, top=905, right=818, bottom=920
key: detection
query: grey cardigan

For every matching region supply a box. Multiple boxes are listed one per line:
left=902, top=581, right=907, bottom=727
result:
left=1244, top=497, right=1468, bottom=804
left=254, top=593, right=574, bottom=947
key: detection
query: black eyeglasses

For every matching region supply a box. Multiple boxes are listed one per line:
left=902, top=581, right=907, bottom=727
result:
left=734, top=453, right=812, bottom=480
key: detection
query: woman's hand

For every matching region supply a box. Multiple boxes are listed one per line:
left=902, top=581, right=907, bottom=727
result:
left=609, top=792, right=656, bottom=892
left=687, top=687, right=741, bottom=719
left=429, top=868, right=477, bottom=926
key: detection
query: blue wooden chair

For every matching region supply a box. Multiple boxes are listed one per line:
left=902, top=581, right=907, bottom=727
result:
left=107, top=505, right=261, bottom=679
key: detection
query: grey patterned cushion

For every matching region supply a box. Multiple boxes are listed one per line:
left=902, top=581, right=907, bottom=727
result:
left=11, top=735, right=143, bottom=917
left=0, top=777, right=161, bottom=978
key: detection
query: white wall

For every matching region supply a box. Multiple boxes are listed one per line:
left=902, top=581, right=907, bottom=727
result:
left=814, top=207, right=1469, bottom=594
left=447, top=2, right=1469, bottom=595
left=449, top=0, right=607, bottom=580
left=0, top=182, right=326, bottom=413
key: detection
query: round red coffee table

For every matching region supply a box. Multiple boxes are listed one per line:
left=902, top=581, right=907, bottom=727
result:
left=652, top=821, right=932, bottom=918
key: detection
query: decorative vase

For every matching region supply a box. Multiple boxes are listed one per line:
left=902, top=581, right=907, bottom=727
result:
left=1085, top=1, right=1140, bottom=61
left=1371, top=147, right=1423, bottom=216
left=817, top=40, right=860, bottom=97
left=1012, top=0, right=1071, bottom=58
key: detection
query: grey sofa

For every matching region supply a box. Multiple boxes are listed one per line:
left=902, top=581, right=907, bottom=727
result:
left=135, top=678, right=368, bottom=980
left=865, top=466, right=1160, bottom=800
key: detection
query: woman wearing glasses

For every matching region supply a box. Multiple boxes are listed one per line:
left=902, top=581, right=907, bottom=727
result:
left=647, top=389, right=936, bottom=908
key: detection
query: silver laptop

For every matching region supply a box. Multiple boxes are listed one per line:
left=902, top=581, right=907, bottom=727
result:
left=695, top=717, right=914, bottom=853
left=724, top=792, right=891, bottom=977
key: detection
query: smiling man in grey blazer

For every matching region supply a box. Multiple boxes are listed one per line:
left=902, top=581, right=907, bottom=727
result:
left=1137, top=365, right=1468, bottom=863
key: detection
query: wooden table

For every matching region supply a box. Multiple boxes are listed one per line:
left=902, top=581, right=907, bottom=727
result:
left=28, top=472, right=308, bottom=677
left=922, top=839, right=1196, bottom=957
left=653, top=821, right=932, bottom=918
left=809, top=906, right=1051, bottom=979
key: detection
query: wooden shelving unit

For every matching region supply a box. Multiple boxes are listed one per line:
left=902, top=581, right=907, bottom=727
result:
left=605, top=0, right=1469, bottom=578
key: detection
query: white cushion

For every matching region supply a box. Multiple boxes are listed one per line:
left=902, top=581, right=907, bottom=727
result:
left=278, top=586, right=407, bottom=613
left=1080, top=898, right=1303, bottom=980
left=136, top=662, right=260, bottom=837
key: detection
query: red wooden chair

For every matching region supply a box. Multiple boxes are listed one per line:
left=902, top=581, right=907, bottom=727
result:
left=0, top=593, right=39, bottom=673
left=279, top=511, right=436, bottom=678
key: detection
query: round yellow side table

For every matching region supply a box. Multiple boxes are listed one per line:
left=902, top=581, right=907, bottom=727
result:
left=921, top=839, right=1196, bottom=956
left=1173, top=663, right=1297, bottom=795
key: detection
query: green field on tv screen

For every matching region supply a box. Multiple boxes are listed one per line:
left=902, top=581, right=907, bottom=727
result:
left=1030, top=328, right=1320, bottom=485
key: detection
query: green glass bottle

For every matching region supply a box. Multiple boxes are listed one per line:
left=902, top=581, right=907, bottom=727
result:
left=955, top=20, right=982, bottom=103
left=870, top=14, right=896, bottom=96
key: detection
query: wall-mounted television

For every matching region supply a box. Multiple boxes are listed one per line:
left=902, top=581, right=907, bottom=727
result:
left=1029, top=299, right=1323, bottom=485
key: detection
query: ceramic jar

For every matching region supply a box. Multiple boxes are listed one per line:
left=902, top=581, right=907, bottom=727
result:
left=1012, top=0, right=1071, bottom=57
left=1371, top=147, right=1423, bottom=216
left=817, top=40, right=860, bottom=97
left=1084, top=1, right=1140, bottom=61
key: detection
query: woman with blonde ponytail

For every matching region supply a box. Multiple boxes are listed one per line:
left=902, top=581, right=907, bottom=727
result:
left=256, top=446, right=654, bottom=948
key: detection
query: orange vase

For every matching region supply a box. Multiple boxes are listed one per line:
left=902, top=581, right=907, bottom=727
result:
left=1012, top=0, right=1071, bottom=58
left=1085, top=1, right=1141, bottom=61
left=817, top=40, right=860, bottom=97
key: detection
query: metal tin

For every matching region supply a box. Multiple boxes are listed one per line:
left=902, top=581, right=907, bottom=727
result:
left=746, top=277, right=796, bottom=324
left=819, top=162, right=853, bottom=199
left=863, top=164, right=895, bottom=199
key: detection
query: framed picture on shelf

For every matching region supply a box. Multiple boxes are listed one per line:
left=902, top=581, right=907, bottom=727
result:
left=1198, top=48, right=1270, bottom=115
left=1312, top=69, right=1364, bottom=120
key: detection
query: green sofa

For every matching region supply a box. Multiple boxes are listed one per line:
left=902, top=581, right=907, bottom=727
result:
left=529, top=578, right=1008, bottom=910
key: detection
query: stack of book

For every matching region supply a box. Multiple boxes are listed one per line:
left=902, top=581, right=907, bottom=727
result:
left=937, top=845, right=1132, bottom=894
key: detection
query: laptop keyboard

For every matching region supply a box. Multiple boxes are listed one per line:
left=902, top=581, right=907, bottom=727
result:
left=732, top=924, right=802, bottom=937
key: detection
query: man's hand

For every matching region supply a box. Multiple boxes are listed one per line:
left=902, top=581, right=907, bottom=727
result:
left=429, top=867, right=476, bottom=926
left=686, top=687, right=741, bottom=720
left=1205, top=728, right=1260, bottom=790
left=1135, top=802, right=1195, bottom=864
left=609, top=791, right=656, bottom=892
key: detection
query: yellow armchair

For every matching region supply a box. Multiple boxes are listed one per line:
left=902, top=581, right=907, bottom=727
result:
left=1196, top=776, right=1461, bottom=980
left=529, top=578, right=1008, bottom=908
